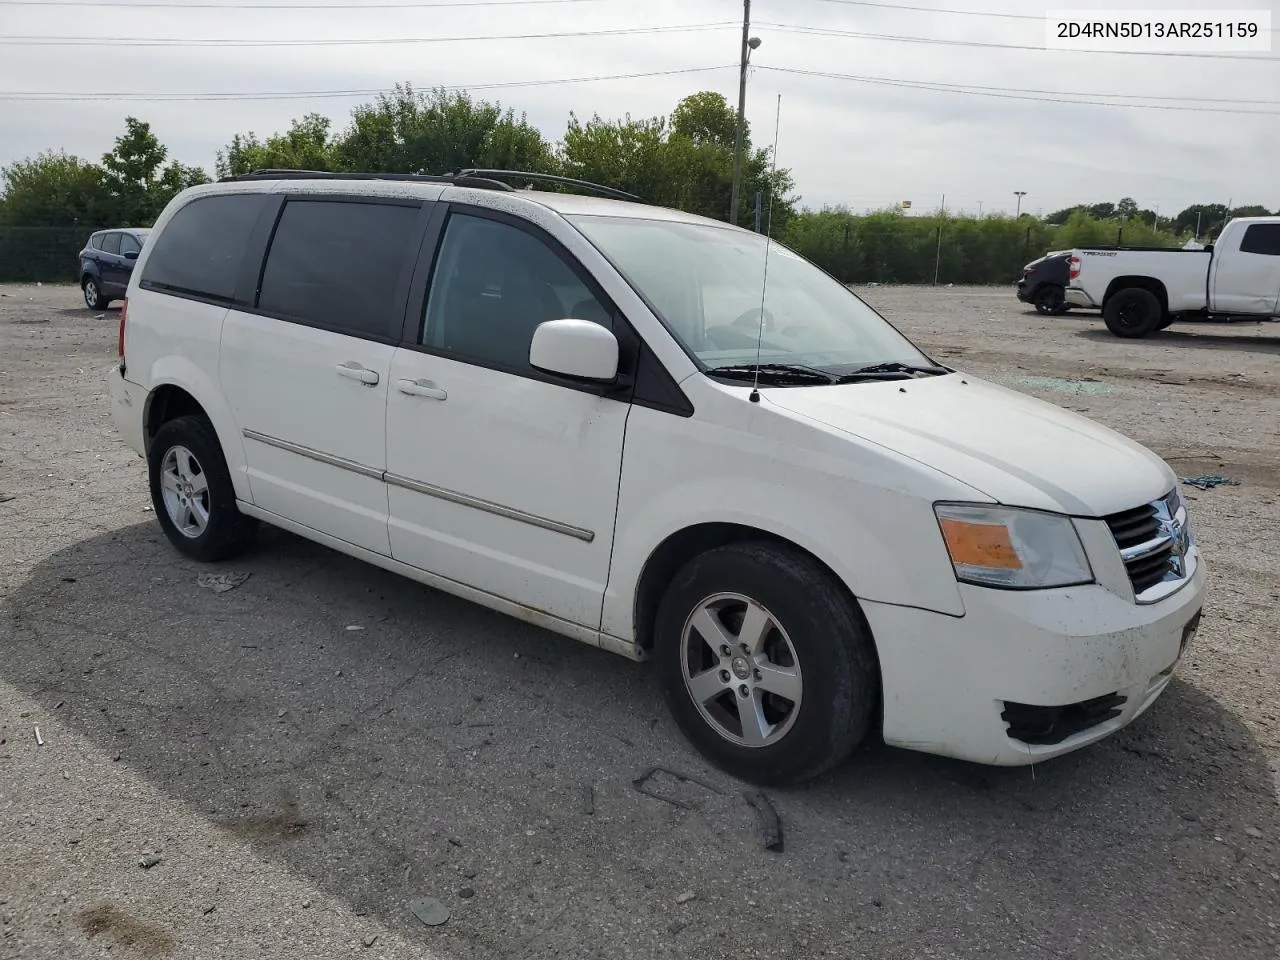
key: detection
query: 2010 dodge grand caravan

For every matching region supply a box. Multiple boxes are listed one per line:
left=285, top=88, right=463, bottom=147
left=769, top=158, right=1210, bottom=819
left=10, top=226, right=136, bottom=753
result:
left=107, top=170, right=1206, bottom=784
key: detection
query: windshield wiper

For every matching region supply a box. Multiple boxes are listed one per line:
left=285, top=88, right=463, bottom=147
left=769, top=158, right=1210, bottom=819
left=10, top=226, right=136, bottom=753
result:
left=835, top=361, right=951, bottom=383
left=704, top=363, right=837, bottom=385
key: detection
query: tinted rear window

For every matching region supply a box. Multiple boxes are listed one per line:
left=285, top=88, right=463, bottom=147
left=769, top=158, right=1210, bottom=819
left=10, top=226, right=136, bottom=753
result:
left=257, top=199, right=421, bottom=339
left=100, top=233, right=121, bottom=255
left=1240, top=223, right=1280, bottom=256
left=88, top=234, right=104, bottom=250
left=141, top=194, right=271, bottom=302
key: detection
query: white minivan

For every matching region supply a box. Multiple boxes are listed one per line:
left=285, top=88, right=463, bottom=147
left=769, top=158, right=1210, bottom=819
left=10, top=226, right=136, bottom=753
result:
left=107, top=171, right=1205, bottom=784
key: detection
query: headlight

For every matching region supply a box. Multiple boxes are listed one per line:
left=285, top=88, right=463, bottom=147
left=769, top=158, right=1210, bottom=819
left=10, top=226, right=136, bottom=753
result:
left=934, top=503, right=1093, bottom=589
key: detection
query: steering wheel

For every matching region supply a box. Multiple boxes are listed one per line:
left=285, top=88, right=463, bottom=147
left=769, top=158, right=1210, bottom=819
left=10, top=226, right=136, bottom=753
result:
left=731, top=307, right=774, bottom=332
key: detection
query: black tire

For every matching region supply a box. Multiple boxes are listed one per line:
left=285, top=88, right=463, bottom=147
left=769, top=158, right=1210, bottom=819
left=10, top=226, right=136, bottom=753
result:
left=83, top=276, right=108, bottom=310
left=1104, top=287, right=1163, bottom=338
left=1033, top=285, right=1067, bottom=315
left=147, top=415, right=258, bottom=562
left=654, top=541, right=878, bottom=785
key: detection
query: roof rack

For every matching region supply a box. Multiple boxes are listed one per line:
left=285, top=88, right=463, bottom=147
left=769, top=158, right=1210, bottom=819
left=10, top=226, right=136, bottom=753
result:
left=217, top=168, right=643, bottom=203
left=456, top=169, right=642, bottom=202
left=218, top=169, right=515, bottom=191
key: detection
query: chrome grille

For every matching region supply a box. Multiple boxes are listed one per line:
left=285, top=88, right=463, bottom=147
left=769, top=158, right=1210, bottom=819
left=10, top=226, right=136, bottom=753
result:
left=1104, top=489, right=1195, bottom=603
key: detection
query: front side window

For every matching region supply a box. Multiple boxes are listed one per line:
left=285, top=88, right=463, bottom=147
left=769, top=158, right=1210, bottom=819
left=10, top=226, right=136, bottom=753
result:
left=568, top=215, right=932, bottom=377
left=119, top=233, right=141, bottom=257
left=141, top=194, right=271, bottom=302
left=257, top=199, right=421, bottom=339
left=423, top=213, right=611, bottom=372
left=1240, top=223, right=1280, bottom=256
left=100, top=232, right=121, bottom=255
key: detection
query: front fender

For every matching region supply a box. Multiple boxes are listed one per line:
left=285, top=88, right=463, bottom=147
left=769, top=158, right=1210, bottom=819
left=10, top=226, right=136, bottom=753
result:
left=600, top=406, right=968, bottom=644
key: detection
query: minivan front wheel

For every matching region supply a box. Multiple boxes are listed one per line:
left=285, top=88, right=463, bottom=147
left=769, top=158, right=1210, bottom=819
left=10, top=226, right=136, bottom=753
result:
left=148, top=415, right=258, bottom=562
left=655, top=542, right=877, bottom=785
left=83, top=277, right=108, bottom=310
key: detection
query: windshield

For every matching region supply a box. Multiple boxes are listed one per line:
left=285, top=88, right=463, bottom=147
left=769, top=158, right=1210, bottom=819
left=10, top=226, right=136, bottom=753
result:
left=567, top=215, right=932, bottom=376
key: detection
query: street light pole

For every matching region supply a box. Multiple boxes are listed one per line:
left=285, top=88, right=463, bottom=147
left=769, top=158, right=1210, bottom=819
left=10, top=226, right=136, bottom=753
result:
left=1014, top=190, right=1027, bottom=218
left=729, top=1, right=756, bottom=226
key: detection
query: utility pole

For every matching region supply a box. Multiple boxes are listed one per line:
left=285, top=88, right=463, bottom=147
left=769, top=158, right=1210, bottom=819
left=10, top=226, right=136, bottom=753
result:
left=1014, top=190, right=1027, bottom=218
left=933, top=193, right=945, bottom=285
left=729, top=0, right=756, bottom=226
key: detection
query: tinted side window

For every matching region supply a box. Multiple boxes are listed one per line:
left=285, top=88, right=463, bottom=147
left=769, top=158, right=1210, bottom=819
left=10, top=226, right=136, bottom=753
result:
left=88, top=234, right=104, bottom=251
left=100, top=233, right=121, bottom=255
left=423, top=214, right=611, bottom=372
left=257, top=199, right=421, bottom=339
left=141, top=194, right=270, bottom=302
left=119, top=233, right=141, bottom=256
left=1240, top=223, right=1280, bottom=256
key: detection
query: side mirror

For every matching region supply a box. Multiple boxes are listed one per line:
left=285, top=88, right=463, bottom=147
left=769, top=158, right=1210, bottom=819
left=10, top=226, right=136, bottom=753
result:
left=124, top=250, right=139, bottom=261
left=529, top=318, right=619, bottom=382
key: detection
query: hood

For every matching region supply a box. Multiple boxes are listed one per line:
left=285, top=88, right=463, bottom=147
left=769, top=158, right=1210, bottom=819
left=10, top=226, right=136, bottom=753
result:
left=764, top=374, right=1175, bottom=517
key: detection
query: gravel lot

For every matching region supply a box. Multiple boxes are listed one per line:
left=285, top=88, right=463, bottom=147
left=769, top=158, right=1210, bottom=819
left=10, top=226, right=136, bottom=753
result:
left=2, top=282, right=1278, bottom=960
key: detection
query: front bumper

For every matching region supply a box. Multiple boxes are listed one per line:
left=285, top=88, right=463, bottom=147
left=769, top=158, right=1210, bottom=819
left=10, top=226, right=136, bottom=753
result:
left=107, top=364, right=146, bottom=458
left=864, top=560, right=1207, bottom=765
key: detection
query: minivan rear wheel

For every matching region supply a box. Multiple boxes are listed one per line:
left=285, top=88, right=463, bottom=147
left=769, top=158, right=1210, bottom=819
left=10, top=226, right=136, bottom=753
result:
left=148, top=415, right=258, bottom=562
left=83, top=277, right=108, bottom=310
left=654, top=542, right=877, bottom=785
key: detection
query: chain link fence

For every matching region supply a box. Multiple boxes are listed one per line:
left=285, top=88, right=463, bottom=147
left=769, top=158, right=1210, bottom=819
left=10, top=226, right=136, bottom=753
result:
left=0, top=226, right=94, bottom=283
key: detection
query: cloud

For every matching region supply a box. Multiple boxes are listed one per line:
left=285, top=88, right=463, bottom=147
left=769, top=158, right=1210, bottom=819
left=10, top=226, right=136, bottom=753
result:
left=1, top=0, right=1275, bottom=217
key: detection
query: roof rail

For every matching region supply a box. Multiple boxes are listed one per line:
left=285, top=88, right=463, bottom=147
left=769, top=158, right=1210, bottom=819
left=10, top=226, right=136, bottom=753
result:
left=217, top=169, right=515, bottom=191
left=456, top=169, right=643, bottom=203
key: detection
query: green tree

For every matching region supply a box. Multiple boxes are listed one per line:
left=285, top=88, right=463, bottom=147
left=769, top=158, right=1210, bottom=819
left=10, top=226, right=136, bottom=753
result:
left=561, top=92, right=795, bottom=230
left=0, top=151, right=113, bottom=226
left=333, top=85, right=557, bottom=175
left=1116, top=197, right=1139, bottom=219
left=216, top=114, right=340, bottom=177
left=1045, top=205, right=1081, bottom=226
left=101, top=117, right=209, bottom=224
left=670, top=91, right=739, bottom=147
left=1229, top=204, right=1273, bottom=219
left=1173, top=203, right=1228, bottom=237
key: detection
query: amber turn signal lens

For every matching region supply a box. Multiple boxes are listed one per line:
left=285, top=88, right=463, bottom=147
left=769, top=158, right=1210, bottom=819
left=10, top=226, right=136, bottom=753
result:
left=939, top=517, right=1023, bottom=570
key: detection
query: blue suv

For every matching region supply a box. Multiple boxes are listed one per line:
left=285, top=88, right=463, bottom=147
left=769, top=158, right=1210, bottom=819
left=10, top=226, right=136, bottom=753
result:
left=79, top=228, right=150, bottom=309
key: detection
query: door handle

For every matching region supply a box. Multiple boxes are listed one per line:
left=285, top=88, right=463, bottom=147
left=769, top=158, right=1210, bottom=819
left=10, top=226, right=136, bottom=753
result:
left=336, top=362, right=379, bottom=386
left=397, top=377, right=447, bottom=400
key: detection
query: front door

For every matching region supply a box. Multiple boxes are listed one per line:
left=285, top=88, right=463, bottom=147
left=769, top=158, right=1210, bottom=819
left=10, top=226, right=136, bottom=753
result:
left=220, top=195, right=430, bottom=555
left=98, top=232, right=129, bottom=296
left=385, top=209, right=630, bottom=628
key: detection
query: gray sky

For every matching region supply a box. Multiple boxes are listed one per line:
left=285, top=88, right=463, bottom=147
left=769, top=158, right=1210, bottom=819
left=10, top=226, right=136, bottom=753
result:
left=1, top=0, right=1277, bottom=216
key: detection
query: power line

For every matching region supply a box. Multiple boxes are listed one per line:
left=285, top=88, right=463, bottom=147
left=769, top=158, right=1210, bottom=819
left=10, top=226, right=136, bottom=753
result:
left=0, top=64, right=735, bottom=101
left=759, top=21, right=1279, bottom=62
left=758, top=65, right=1280, bottom=115
left=767, top=68, right=1280, bottom=107
left=799, top=0, right=1040, bottom=20
left=1, top=21, right=736, bottom=45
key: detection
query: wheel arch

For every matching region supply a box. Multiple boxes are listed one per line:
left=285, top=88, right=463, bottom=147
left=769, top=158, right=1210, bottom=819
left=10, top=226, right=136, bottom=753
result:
left=1102, top=276, right=1169, bottom=314
left=140, top=361, right=252, bottom=502
left=632, top=522, right=874, bottom=659
left=144, top=384, right=209, bottom=451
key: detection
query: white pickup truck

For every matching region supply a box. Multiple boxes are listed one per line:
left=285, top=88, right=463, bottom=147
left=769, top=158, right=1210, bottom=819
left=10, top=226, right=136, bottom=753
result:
left=1065, top=216, right=1280, bottom=338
